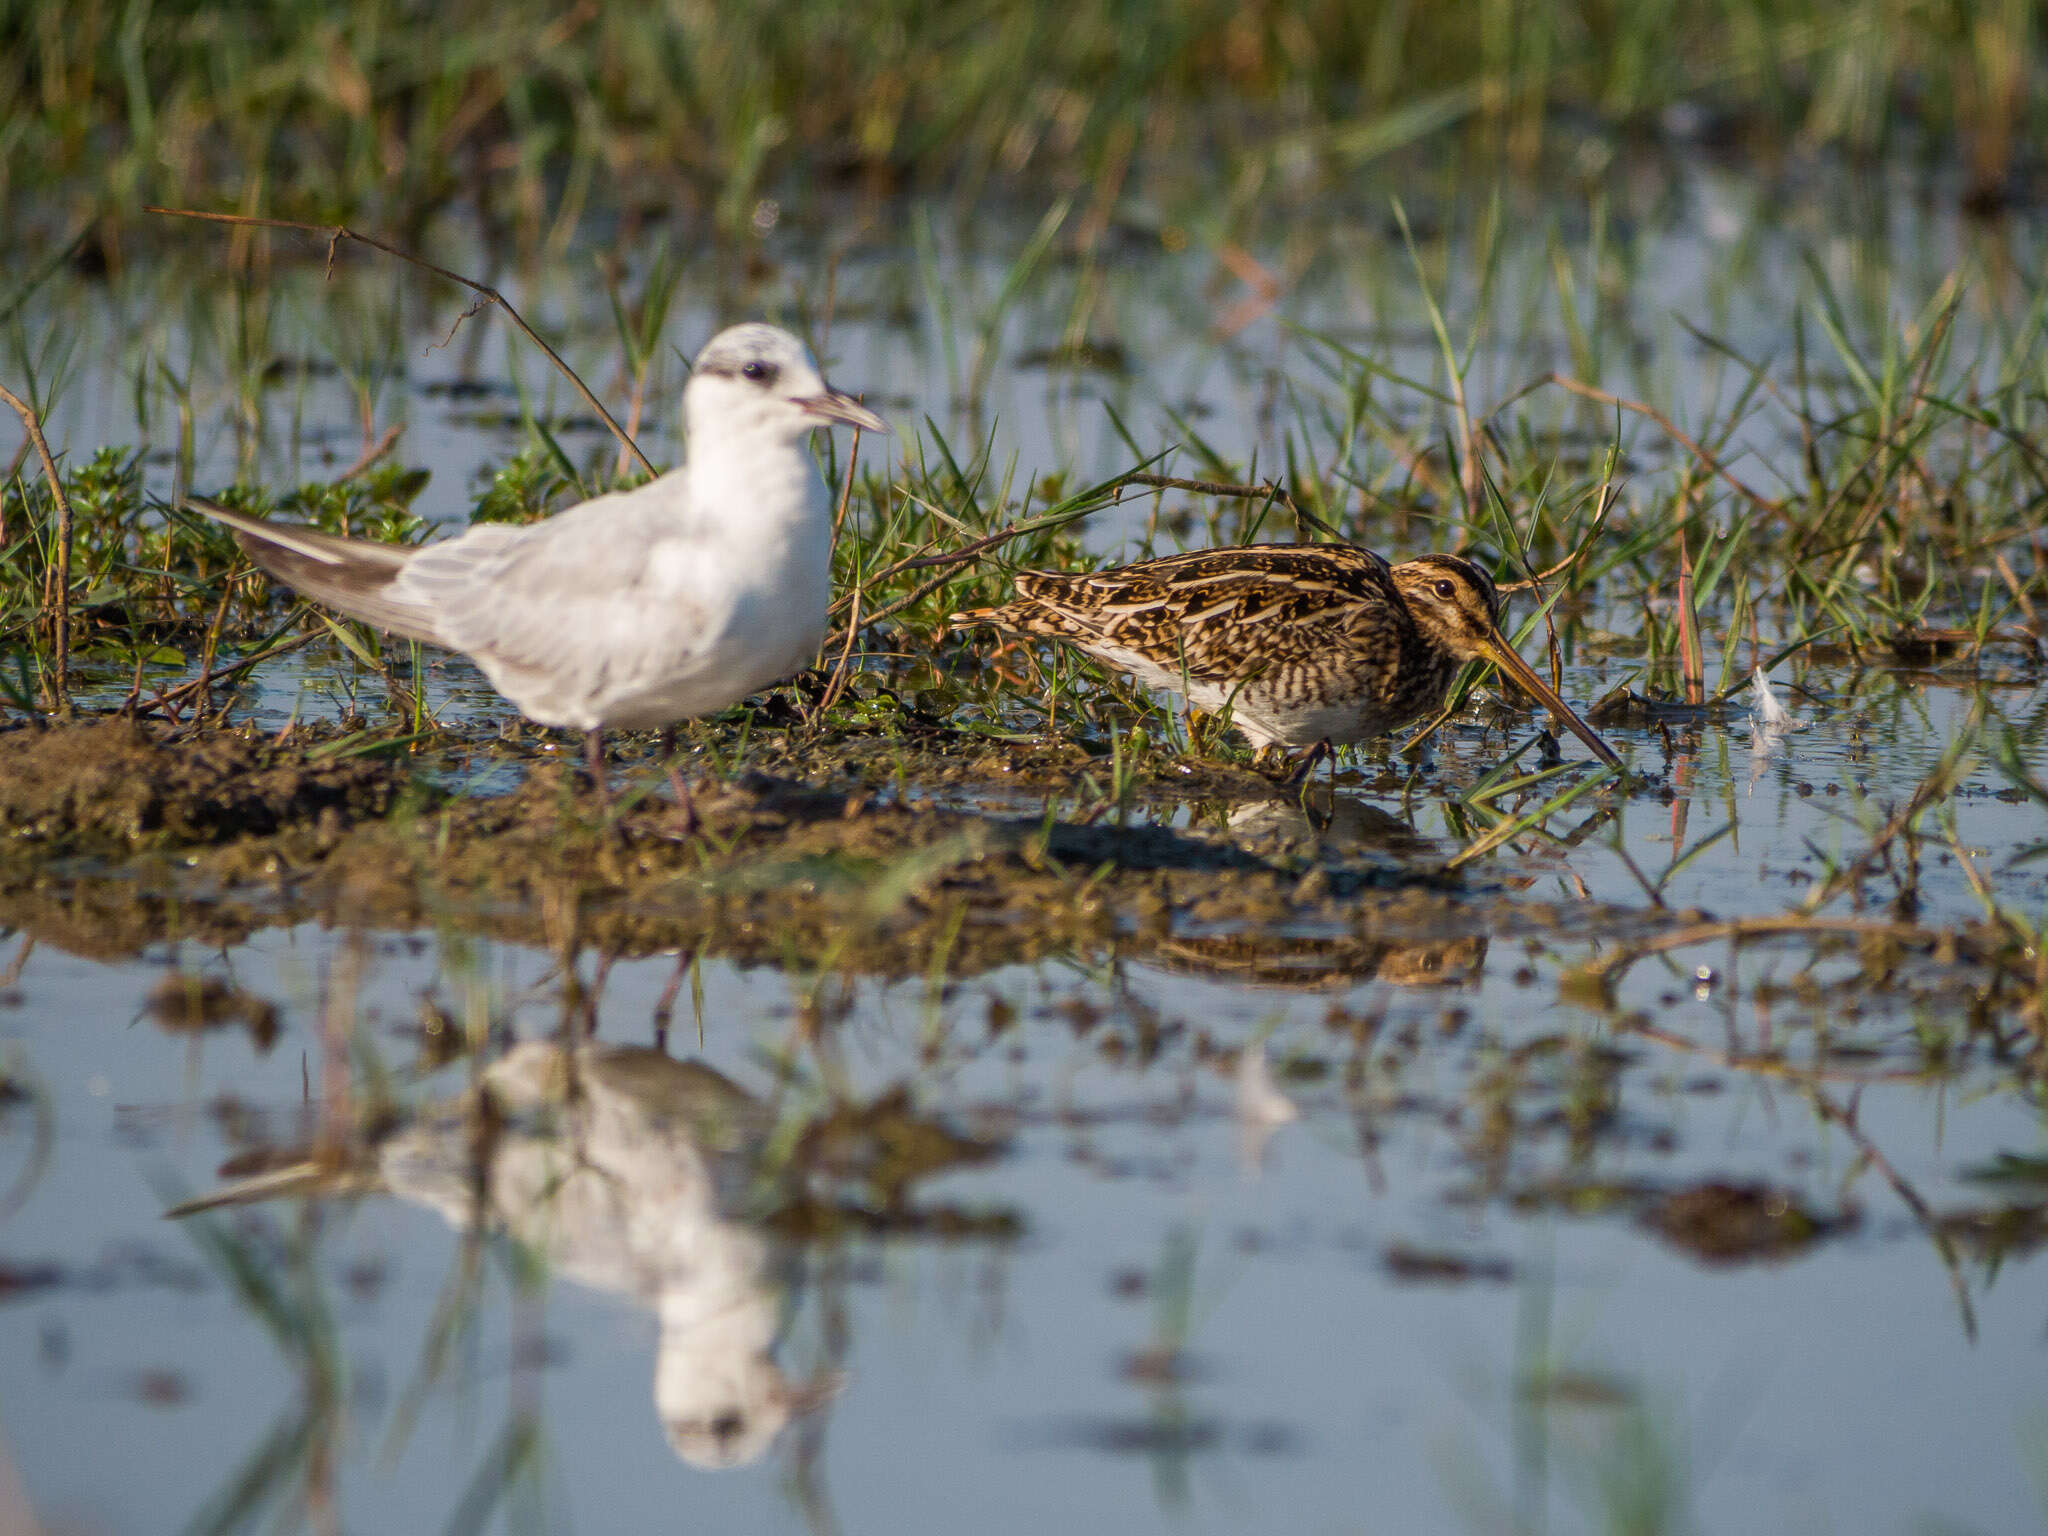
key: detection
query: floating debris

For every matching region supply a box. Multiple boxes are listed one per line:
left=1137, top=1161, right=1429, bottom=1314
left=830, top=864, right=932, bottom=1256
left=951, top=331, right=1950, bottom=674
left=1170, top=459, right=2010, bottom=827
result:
left=1747, top=667, right=1807, bottom=788
left=1380, top=1243, right=1514, bottom=1284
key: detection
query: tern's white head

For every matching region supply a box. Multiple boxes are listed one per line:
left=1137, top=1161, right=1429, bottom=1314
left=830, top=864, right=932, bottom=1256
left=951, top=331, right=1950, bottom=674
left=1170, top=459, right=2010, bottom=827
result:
left=685, top=323, right=887, bottom=444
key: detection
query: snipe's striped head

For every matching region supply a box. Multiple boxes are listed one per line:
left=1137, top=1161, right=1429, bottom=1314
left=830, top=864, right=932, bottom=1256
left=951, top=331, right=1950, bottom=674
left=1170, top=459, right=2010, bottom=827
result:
left=1388, top=554, right=1502, bottom=663
left=1391, top=552, right=1622, bottom=769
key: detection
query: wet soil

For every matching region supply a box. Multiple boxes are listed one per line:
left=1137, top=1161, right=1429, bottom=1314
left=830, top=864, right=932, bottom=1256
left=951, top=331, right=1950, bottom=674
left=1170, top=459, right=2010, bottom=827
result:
left=0, top=717, right=1598, bottom=975
left=0, top=717, right=402, bottom=851
left=0, top=717, right=2017, bottom=1002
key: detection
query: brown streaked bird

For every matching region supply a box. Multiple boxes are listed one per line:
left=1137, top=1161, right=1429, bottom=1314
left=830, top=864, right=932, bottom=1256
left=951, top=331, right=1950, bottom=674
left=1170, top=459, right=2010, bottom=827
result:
left=951, top=545, right=1623, bottom=769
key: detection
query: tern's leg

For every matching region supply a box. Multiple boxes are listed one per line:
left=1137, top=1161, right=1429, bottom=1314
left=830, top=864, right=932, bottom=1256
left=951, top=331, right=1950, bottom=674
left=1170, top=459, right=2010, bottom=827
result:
left=659, top=726, right=699, bottom=834
left=583, top=728, right=612, bottom=808
left=650, top=946, right=694, bottom=1051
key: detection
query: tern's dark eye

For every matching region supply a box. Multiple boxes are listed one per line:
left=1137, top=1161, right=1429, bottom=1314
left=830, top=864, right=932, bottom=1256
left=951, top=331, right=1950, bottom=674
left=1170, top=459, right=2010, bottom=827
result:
left=1432, top=578, right=1457, bottom=600
left=740, top=359, right=778, bottom=385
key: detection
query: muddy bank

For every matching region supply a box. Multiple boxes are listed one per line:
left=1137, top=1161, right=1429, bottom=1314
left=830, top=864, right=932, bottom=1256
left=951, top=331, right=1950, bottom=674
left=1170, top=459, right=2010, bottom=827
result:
left=0, top=768, right=1555, bottom=974
left=0, top=720, right=2011, bottom=996
left=0, top=717, right=405, bottom=852
left=0, top=719, right=1642, bottom=975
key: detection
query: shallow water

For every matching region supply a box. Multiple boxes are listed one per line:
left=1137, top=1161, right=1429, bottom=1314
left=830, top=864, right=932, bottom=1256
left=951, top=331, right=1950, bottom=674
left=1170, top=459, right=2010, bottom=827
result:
left=16, top=157, right=2047, bottom=538
left=2, top=873, right=2042, bottom=1534
left=2, top=660, right=2042, bottom=1534
left=4, top=164, right=2048, bottom=1535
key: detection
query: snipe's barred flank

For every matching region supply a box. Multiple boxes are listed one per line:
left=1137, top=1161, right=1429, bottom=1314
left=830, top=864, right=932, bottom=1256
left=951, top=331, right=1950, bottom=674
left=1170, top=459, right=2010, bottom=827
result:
left=952, top=545, right=1622, bottom=768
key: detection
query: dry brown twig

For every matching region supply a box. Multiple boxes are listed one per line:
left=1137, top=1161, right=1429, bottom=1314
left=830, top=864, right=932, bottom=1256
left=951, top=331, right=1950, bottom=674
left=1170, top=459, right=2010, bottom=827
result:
left=819, top=469, right=1337, bottom=655
left=1120, top=471, right=1340, bottom=539
left=129, top=617, right=318, bottom=722
left=1573, top=913, right=1960, bottom=990
left=336, top=422, right=404, bottom=484
left=840, top=469, right=1334, bottom=607
left=1494, top=546, right=1603, bottom=593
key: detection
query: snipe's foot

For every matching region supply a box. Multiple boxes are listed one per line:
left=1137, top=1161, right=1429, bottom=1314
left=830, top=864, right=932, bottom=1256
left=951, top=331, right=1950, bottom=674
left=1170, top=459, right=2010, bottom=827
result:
left=1251, top=739, right=1335, bottom=784
left=1281, top=738, right=1336, bottom=787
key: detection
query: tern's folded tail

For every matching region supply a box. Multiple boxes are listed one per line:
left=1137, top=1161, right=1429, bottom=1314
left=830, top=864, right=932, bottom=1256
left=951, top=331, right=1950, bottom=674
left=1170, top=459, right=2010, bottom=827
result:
left=184, top=496, right=447, bottom=645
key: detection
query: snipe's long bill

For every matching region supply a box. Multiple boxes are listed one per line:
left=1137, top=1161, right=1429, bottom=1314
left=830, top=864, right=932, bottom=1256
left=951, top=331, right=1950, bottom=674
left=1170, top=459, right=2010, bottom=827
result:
left=952, top=545, right=1623, bottom=770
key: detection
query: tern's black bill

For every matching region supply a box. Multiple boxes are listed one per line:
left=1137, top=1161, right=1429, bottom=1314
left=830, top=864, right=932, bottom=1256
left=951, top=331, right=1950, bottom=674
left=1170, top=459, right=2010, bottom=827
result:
left=798, top=391, right=889, bottom=433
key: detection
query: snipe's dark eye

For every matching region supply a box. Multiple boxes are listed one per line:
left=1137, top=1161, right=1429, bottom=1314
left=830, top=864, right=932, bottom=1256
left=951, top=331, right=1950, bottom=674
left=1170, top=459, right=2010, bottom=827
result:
left=1432, top=578, right=1457, bottom=600
left=741, top=359, right=777, bottom=384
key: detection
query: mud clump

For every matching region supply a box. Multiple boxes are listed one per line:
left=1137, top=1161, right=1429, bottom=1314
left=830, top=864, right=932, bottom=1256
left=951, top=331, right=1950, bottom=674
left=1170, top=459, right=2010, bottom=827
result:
left=0, top=719, right=405, bottom=851
left=144, top=972, right=282, bottom=1051
left=1638, top=1180, right=1848, bottom=1264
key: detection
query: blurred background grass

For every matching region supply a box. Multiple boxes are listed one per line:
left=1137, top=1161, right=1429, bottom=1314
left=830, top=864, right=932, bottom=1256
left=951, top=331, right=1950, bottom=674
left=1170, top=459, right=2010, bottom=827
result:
left=2, top=0, right=2039, bottom=251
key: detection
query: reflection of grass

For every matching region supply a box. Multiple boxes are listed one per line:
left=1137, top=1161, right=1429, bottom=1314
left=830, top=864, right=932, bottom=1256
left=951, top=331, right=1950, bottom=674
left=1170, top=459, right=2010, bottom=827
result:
left=1442, top=1248, right=1704, bottom=1536
left=1122, top=1223, right=1207, bottom=1515
left=174, top=1194, right=552, bottom=1536
left=172, top=1204, right=346, bottom=1536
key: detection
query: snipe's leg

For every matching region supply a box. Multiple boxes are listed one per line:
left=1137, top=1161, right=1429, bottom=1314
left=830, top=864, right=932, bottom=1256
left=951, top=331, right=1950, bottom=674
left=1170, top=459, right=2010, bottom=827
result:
left=1283, top=738, right=1335, bottom=787
left=659, top=725, right=699, bottom=834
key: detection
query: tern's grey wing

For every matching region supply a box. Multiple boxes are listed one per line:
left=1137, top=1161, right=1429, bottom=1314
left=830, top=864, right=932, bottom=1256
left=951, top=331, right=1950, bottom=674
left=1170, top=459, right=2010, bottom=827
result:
left=391, top=486, right=706, bottom=720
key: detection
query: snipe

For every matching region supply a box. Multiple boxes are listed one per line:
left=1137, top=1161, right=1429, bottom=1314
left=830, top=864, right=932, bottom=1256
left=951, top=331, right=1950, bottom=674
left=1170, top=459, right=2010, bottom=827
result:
left=952, top=544, right=1622, bottom=769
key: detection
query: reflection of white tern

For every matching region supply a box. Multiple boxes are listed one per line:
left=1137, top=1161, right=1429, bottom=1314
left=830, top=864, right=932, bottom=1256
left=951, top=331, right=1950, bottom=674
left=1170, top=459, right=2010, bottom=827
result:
left=379, top=1042, right=827, bottom=1470
left=1235, top=1039, right=1299, bottom=1175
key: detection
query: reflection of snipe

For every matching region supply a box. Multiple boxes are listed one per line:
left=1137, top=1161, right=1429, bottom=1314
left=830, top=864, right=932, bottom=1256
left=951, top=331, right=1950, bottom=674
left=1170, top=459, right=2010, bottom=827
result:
left=954, top=547, right=1621, bottom=767
left=1142, top=931, right=1488, bottom=990
left=1224, top=791, right=1426, bottom=849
